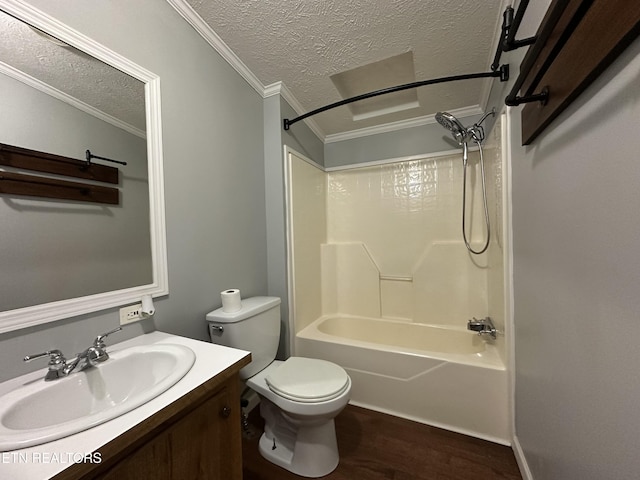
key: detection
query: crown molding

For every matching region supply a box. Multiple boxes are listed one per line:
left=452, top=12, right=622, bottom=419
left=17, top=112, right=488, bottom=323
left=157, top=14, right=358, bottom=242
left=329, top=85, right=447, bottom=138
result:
left=0, top=61, right=145, bottom=138
left=265, top=81, right=326, bottom=141
left=324, top=105, right=484, bottom=144
left=0, top=0, right=156, bottom=83
left=263, top=82, right=283, bottom=98
left=166, top=0, right=265, bottom=97
left=166, top=1, right=326, bottom=140
left=166, top=1, right=496, bottom=147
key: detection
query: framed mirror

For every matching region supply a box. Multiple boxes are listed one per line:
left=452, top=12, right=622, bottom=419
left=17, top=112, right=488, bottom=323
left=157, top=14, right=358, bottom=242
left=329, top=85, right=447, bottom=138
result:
left=0, top=0, right=167, bottom=333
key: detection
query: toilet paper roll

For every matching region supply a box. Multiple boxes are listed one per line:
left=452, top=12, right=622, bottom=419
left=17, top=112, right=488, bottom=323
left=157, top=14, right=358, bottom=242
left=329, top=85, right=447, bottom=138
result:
left=221, top=289, right=242, bottom=313
left=141, top=294, right=155, bottom=316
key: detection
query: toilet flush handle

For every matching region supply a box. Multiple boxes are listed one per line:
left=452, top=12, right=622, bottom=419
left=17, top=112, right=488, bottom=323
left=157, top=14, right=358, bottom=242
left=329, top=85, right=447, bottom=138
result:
left=210, top=325, right=224, bottom=336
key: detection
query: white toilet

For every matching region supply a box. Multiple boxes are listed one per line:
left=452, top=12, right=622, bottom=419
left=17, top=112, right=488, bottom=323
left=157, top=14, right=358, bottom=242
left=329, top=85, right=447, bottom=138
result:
left=206, top=296, right=351, bottom=478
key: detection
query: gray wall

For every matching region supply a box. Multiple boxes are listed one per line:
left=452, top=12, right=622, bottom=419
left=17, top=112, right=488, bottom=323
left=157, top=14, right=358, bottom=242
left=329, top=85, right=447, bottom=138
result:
left=324, top=112, right=486, bottom=168
left=0, top=0, right=267, bottom=382
left=281, top=99, right=324, bottom=168
left=263, top=94, right=324, bottom=357
left=263, top=94, right=289, bottom=358
left=486, top=2, right=640, bottom=478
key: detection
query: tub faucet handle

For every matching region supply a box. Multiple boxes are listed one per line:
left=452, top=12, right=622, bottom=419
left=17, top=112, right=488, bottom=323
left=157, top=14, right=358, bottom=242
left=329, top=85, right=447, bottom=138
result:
left=467, top=317, right=497, bottom=339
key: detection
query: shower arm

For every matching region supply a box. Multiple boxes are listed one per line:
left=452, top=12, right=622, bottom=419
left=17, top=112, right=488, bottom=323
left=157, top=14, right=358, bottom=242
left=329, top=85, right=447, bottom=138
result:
left=460, top=107, right=496, bottom=145
left=283, top=65, right=509, bottom=131
left=467, top=108, right=496, bottom=144
left=475, top=109, right=495, bottom=127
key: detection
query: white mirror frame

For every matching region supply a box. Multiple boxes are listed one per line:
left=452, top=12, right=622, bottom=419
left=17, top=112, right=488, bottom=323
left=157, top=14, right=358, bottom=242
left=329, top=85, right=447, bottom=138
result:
left=0, top=0, right=168, bottom=334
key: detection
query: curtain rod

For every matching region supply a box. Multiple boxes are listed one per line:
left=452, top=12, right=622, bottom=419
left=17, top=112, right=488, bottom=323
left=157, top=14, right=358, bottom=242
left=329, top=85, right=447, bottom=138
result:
left=283, top=64, right=510, bottom=131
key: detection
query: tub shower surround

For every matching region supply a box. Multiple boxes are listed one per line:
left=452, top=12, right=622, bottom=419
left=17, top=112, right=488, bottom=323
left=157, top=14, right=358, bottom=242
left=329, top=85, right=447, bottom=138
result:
left=287, top=117, right=509, bottom=442
left=297, top=315, right=508, bottom=443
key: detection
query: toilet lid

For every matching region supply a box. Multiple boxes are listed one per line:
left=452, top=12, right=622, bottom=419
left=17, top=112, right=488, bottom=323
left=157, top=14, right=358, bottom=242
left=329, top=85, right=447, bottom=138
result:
left=265, top=357, right=349, bottom=403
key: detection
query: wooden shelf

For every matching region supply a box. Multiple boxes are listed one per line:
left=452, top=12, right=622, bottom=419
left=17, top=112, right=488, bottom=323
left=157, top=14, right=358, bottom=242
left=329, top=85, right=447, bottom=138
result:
left=0, top=143, right=120, bottom=204
left=0, top=171, right=119, bottom=205
left=0, top=143, right=119, bottom=184
left=513, top=0, right=640, bottom=145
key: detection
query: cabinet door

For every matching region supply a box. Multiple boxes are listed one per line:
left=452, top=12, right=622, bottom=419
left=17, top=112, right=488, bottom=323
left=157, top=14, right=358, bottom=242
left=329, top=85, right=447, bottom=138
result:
left=95, top=383, right=242, bottom=480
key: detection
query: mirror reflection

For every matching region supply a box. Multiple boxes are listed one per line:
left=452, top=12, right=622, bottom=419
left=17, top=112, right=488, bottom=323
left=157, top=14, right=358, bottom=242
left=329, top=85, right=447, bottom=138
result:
left=0, top=10, right=153, bottom=312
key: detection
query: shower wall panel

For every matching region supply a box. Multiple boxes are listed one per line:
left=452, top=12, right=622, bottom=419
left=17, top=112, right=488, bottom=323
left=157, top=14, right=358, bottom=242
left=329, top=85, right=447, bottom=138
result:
left=483, top=115, right=506, bottom=351
left=325, top=151, right=498, bottom=329
left=287, top=152, right=326, bottom=332
left=288, top=121, right=506, bottom=361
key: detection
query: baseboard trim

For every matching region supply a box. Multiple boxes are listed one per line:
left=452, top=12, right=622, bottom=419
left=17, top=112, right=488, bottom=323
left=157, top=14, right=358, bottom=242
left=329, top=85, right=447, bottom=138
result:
left=512, top=434, right=534, bottom=480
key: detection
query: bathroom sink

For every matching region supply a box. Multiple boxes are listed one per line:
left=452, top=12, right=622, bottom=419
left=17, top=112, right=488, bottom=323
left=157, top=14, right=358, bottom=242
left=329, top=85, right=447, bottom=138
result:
left=0, top=343, right=195, bottom=451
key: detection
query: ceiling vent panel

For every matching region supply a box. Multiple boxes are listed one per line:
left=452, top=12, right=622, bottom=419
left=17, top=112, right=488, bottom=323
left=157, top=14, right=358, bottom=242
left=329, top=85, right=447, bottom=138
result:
left=330, top=51, right=420, bottom=121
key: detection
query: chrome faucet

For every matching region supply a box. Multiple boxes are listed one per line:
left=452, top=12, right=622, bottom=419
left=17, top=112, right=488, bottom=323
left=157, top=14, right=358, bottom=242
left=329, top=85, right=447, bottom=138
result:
left=24, top=327, right=122, bottom=381
left=467, top=317, right=497, bottom=339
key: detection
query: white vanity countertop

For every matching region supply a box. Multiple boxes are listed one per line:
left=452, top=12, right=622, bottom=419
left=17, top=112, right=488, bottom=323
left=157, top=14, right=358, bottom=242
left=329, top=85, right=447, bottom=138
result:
left=0, top=331, right=250, bottom=480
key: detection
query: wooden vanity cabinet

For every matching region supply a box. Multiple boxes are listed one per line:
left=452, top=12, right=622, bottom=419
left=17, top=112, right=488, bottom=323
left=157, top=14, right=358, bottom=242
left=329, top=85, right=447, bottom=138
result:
left=53, top=357, right=249, bottom=480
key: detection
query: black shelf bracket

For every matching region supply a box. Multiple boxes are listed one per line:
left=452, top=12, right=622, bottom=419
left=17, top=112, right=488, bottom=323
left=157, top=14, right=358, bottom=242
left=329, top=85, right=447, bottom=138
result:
left=491, top=0, right=537, bottom=71
left=505, top=86, right=549, bottom=107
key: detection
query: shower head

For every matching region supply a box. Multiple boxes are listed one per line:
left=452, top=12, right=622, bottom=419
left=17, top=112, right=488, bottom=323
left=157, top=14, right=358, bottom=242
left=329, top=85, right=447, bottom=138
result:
left=435, top=111, right=467, bottom=145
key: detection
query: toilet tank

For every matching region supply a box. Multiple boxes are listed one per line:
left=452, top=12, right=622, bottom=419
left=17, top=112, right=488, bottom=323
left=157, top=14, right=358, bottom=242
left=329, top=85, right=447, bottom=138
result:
left=206, top=296, right=281, bottom=379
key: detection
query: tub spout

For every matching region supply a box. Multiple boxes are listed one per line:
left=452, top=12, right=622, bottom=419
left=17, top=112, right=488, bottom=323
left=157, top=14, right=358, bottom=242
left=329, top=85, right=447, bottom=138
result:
left=467, top=317, right=497, bottom=339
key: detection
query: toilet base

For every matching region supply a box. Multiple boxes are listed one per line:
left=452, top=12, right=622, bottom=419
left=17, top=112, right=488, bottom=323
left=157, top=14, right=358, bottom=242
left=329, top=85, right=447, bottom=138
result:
left=257, top=399, right=340, bottom=478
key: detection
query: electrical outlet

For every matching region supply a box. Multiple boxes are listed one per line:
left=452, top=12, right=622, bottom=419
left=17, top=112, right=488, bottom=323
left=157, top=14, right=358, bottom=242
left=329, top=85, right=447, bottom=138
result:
left=119, top=303, right=143, bottom=325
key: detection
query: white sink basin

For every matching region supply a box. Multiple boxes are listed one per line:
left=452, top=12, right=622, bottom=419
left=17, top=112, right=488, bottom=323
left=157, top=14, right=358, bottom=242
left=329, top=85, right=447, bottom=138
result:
left=0, top=343, right=195, bottom=451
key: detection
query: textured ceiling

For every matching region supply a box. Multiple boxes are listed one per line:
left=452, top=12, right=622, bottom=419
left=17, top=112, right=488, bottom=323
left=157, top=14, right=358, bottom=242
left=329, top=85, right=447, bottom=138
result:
left=0, top=10, right=145, bottom=133
left=1, top=2, right=506, bottom=140
left=184, top=0, right=505, bottom=137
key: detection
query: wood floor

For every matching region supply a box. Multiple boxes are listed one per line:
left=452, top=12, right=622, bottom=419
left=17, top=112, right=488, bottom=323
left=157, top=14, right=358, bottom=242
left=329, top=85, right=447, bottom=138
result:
left=242, top=405, right=522, bottom=480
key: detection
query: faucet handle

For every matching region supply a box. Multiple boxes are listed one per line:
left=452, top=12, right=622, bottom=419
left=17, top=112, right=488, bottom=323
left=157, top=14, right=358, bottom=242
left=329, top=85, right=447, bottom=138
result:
left=24, top=350, right=66, bottom=369
left=24, top=350, right=69, bottom=381
left=93, top=327, right=122, bottom=347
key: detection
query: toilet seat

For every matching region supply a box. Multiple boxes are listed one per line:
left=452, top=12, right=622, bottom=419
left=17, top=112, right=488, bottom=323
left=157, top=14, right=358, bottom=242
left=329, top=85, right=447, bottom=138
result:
left=265, top=357, right=349, bottom=403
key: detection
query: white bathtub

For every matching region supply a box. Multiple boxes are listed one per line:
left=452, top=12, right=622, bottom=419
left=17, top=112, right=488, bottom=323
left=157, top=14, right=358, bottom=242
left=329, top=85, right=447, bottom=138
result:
left=296, top=315, right=510, bottom=444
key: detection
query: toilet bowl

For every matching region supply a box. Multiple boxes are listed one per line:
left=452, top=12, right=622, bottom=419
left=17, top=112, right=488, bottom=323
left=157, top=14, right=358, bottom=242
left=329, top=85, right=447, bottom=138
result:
left=206, top=296, right=351, bottom=477
left=248, top=359, right=351, bottom=477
